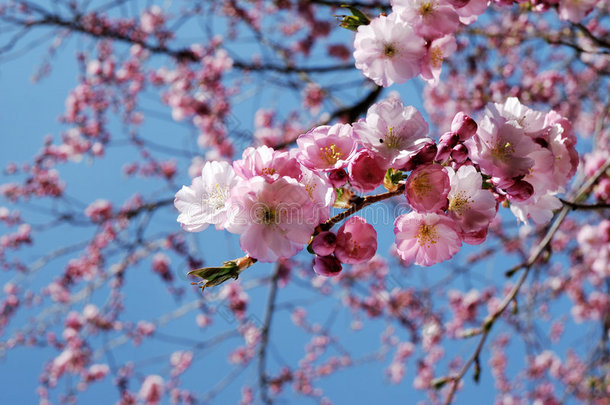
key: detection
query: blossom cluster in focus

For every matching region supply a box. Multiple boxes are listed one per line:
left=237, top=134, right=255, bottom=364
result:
left=175, top=95, right=578, bottom=271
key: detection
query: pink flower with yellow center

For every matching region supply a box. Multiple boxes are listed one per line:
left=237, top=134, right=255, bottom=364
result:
left=446, top=165, right=497, bottom=239
left=353, top=13, right=426, bottom=87
left=405, top=163, right=450, bottom=213
left=394, top=212, right=462, bottom=266
left=353, top=97, right=431, bottom=168
left=393, top=0, right=460, bottom=40
left=419, top=35, right=457, bottom=85
left=233, top=145, right=302, bottom=182
left=297, top=123, right=357, bottom=172
left=465, top=115, right=538, bottom=184
left=226, top=176, right=319, bottom=262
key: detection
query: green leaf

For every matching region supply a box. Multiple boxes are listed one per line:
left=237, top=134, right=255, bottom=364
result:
left=187, top=261, right=240, bottom=291
left=336, top=6, right=371, bottom=31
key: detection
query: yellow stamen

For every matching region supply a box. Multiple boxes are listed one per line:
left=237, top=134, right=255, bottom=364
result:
left=490, top=140, right=515, bottom=162
left=384, top=44, right=396, bottom=57
left=430, top=46, right=443, bottom=69
left=305, top=182, right=318, bottom=199
left=420, top=2, right=434, bottom=15
left=319, top=144, right=343, bottom=165
left=448, top=191, right=472, bottom=215
left=261, top=167, right=276, bottom=175
left=412, top=173, right=432, bottom=196
left=385, top=127, right=400, bottom=149
left=416, top=223, right=438, bottom=248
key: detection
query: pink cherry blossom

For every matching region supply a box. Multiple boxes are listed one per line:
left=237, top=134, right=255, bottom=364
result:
left=510, top=193, right=563, bottom=225
left=419, top=34, right=457, bottom=85
left=486, top=97, right=546, bottom=135
left=446, top=165, right=497, bottom=236
left=347, top=149, right=387, bottom=192
left=454, top=0, right=489, bottom=24
left=174, top=160, right=239, bottom=232
left=577, top=220, right=610, bottom=279
left=335, top=217, right=377, bottom=264
left=394, top=212, right=462, bottom=266
left=296, top=123, right=357, bottom=172
left=405, top=163, right=450, bottom=213
left=353, top=13, right=426, bottom=87
left=300, top=167, right=336, bottom=222
left=139, top=375, right=164, bottom=405
left=393, top=0, right=460, bottom=39
left=465, top=115, right=538, bottom=184
left=558, top=0, right=597, bottom=23
left=226, top=176, right=318, bottom=262
left=233, top=145, right=302, bottom=182
left=353, top=97, right=431, bottom=168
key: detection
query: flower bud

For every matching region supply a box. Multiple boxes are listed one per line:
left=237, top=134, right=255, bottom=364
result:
left=313, top=255, right=343, bottom=277
left=335, top=217, right=377, bottom=264
left=402, top=141, right=437, bottom=171
left=348, top=149, right=386, bottom=192
left=328, top=169, right=348, bottom=188
left=451, top=144, right=469, bottom=164
left=506, top=179, right=534, bottom=202
left=451, top=112, right=477, bottom=141
left=311, top=231, right=337, bottom=256
left=435, top=132, right=459, bottom=163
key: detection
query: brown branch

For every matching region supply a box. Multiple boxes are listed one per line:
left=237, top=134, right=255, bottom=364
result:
left=559, top=198, right=610, bottom=211
left=317, top=183, right=405, bottom=233
left=258, top=265, right=281, bottom=405
left=13, top=12, right=354, bottom=73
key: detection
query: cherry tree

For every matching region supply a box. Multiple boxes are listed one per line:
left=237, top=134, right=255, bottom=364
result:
left=0, top=0, right=608, bottom=404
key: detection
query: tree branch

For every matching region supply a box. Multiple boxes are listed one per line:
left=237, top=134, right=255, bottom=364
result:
left=258, top=264, right=281, bottom=404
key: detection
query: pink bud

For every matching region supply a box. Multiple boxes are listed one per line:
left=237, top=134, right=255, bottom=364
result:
left=405, top=164, right=450, bottom=213
left=335, top=217, right=377, bottom=264
left=435, top=132, right=459, bottom=163
left=506, top=179, right=534, bottom=202
left=313, top=255, right=343, bottom=277
left=311, top=231, right=337, bottom=256
left=402, top=141, right=437, bottom=171
left=451, top=112, right=477, bottom=141
left=461, top=227, right=489, bottom=245
left=451, top=144, right=469, bottom=164
left=347, top=149, right=387, bottom=192
left=328, top=169, right=347, bottom=188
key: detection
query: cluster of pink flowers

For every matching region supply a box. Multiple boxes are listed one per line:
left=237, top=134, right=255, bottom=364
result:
left=467, top=97, right=578, bottom=225
left=175, top=95, right=577, bottom=271
left=353, top=0, right=488, bottom=86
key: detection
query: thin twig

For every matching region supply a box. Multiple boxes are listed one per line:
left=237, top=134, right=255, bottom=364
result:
left=258, top=265, right=281, bottom=405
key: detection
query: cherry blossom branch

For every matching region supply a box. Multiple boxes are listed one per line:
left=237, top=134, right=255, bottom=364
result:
left=440, top=157, right=610, bottom=404
left=258, top=264, right=281, bottom=405
left=317, top=183, right=406, bottom=233
left=573, top=22, right=610, bottom=49
left=3, top=10, right=354, bottom=74
left=559, top=198, right=610, bottom=211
